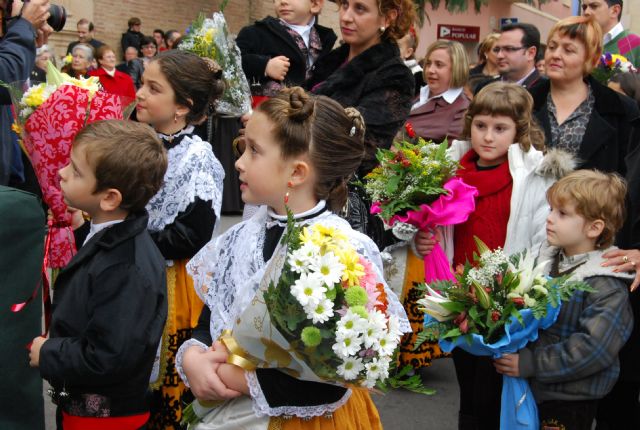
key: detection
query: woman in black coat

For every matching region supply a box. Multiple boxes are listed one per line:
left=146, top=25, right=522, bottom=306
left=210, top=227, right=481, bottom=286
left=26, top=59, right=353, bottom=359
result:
left=305, top=0, right=416, bottom=247
left=530, top=16, right=640, bottom=430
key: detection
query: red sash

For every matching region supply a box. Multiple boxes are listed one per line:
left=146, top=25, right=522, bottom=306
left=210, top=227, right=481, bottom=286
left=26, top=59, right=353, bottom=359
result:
left=62, top=411, right=149, bottom=430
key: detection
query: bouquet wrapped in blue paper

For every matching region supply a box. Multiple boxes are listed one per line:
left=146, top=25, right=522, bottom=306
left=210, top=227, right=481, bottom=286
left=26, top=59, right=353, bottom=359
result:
left=418, top=238, right=592, bottom=430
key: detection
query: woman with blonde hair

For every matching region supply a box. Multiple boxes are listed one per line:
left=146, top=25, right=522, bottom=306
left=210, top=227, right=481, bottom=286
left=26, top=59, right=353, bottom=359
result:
left=470, top=32, right=500, bottom=77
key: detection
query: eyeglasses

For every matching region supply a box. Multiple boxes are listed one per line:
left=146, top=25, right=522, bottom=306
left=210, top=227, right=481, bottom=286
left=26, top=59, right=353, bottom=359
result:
left=492, top=46, right=527, bottom=54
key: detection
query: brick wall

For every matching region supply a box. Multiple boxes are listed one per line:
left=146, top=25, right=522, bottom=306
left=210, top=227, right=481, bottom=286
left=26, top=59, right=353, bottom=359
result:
left=48, top=0, right=341, bottom=60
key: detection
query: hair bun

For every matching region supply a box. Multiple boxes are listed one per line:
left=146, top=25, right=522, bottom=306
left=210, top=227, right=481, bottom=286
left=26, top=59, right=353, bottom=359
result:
left=284, top=87, right=314, bottom=122
left=344, top=107, right=365, bottom=140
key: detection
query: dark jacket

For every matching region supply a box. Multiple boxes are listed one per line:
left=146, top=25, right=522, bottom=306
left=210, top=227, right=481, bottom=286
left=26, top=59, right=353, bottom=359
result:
left=0, top=18, right=37, bottom=185
left=306, top=40, right=415, bottom=176
left=121, top=30, right=145, bottom=57
left=116, top=58, right=144, bottom=89
left=39, top=211, right=167, bottom=417
left=530, top=75, right=640, bottom=177
left=66, top=38, right=104, bottom=55
left=236, top=16, right=336, bottom=91
left=474, top=68, right=546, bottom=95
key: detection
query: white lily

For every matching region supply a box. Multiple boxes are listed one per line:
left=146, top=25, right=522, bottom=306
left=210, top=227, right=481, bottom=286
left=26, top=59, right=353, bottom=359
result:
left=418, top=285, right=456, bottom=322
left=511, top=251, right=550, bottom=296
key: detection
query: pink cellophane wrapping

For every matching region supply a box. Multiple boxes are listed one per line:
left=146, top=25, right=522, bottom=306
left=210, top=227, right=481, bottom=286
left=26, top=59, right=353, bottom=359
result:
left=372, top=178, right=478, bottom=283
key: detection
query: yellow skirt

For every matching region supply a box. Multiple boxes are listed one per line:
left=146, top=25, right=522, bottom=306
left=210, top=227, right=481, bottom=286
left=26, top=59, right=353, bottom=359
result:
left=276, top=389, right=381, bottom=430
left=148, top=259, right=205, bottom=430
left=397, top=250, right=448, bottom=370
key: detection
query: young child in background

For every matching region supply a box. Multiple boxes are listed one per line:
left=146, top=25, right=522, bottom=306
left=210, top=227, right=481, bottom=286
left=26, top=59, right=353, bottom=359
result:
left=176, top=87, right=410, bottom=429
left=135, top=50, right=226, bottom=429
left=415, top=82, right=574, bottom=430
left=494, top=170, right=634, bottom=430
left=236, top=0, right=336, bottom=103
left=397, top=26, right=424, bottom=96
left=29, top=120, right=168, bottom=430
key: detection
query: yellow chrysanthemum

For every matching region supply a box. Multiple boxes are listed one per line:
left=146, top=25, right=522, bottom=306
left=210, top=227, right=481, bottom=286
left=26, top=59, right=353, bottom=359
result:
left=337, top=249, right=365, bottom=287
left=204, top=28, right=215, bottom=43
left=300, top=226, right=315, bottom=245
left=22, top=84, right=47, bottom=107
left=11, top=123, right=22, bottom=135
left=63, top=54, right=72, bottom=65
left=314, top=225, right=348, bottom=244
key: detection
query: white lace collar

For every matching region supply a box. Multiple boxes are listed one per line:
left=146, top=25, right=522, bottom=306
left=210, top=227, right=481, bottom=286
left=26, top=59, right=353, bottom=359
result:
left=266, top=200, right=327, bottom=227
left=146, top=133, right=225, bottom=233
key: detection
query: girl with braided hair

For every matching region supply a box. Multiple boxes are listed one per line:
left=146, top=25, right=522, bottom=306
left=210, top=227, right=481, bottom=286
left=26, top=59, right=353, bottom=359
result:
left=176, top=87, right=410, bottom=429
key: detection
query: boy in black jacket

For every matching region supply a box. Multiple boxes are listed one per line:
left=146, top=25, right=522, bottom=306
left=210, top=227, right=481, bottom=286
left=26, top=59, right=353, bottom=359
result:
left=236, top=0, right=336, bottom=98
left=28, top=120, right=168, bottom=430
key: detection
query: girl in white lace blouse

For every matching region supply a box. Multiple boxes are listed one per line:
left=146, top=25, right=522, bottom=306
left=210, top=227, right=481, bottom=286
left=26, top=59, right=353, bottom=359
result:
left=135, top=50, right=226, bottom=429
left=176, top=87, right=410, bottom=429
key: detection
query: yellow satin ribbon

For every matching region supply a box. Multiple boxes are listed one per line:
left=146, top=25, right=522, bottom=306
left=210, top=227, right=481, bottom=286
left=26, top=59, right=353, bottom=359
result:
left=220, top=329, right=259, bottom=371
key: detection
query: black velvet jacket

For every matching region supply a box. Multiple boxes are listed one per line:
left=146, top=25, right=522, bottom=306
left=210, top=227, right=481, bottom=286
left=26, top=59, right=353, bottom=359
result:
left=236, top=16, right=336, bottom=90
left=306, top=40, right=415, bottom=176
left=40, top=211, right=167, bottom=416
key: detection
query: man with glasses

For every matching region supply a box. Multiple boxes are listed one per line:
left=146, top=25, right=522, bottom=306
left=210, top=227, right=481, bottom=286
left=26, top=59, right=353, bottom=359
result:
left=583, top=0, right=640, bottom=68
left=474, top=23, right=545, bottom=94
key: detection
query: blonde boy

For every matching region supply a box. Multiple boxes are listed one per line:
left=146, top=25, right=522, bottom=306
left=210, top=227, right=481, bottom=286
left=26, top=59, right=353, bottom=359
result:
left=494, top=170, right=634, bottom=430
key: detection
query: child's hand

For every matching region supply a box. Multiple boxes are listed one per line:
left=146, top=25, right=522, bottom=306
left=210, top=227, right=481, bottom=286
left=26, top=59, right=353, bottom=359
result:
left=210, top=341, right=249, bottom=395
left=182, top=346, right=242, bottom=401
left=414, top=228, right=442, bottom=258
left=28, top=335, right=47, bottom=367
left=265, top=56, right=290, bottom=81
left=493, top=353, right=520, bottom=377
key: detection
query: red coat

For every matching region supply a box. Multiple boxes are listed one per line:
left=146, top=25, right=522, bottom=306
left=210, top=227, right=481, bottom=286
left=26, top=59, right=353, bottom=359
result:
left=89, top=67, right=136, bottom=101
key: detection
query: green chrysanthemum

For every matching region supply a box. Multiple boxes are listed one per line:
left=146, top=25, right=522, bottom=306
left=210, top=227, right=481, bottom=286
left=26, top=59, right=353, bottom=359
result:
left=345, top=285, right=368, bottom=307
left=301, top=326, right=322, bottom=347
left=350, top=305, right=369, bottom=319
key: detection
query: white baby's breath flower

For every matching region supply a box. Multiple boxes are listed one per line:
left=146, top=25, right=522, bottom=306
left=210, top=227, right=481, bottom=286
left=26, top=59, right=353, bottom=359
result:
left=336, top=356, right=364, bottom=380
left=291, top=273, right=326, bottom=307
left=309, top=251, right=344, bottom=287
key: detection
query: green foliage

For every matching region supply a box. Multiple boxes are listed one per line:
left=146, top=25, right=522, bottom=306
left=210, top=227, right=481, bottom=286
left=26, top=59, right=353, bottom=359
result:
left=376, top=361, right=436, bottom=395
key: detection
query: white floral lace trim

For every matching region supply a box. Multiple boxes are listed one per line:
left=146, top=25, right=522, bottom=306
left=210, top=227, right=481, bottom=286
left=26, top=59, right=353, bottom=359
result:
left=146, top=134, right=224, bottom=232
left=175, top=338, right=208, bottom=388
left=245, top=371, right=352, bottom=418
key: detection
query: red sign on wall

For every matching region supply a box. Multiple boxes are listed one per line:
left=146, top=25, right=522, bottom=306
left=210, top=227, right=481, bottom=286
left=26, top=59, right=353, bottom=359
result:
left=437, top=24, right=480, bottom=42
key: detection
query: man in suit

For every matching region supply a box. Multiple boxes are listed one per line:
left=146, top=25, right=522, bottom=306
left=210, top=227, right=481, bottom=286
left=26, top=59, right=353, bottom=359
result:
left=475, top=23, right=545, bottom=95
left=494, top=23, right=544, bottom=90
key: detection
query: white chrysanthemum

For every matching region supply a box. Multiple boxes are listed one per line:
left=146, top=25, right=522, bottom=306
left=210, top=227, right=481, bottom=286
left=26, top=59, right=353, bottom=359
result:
left=305, top=298, right=334, bottom=324
left=387, top=315, right=402, bottom=341
left=291, top=273, right=326, bottom=307
left=336, top=356, right=364, bottom=380
left=372, top=332, right=398, bottom=356
left=309, top=251, right=345, bottom=287
left=365, top=357, right=390, bottom=381
left=362, top=311, right=387, bottom=349
left=337, top=309, right=368, bottom=335
left=332, top=331, right=363, bottom=359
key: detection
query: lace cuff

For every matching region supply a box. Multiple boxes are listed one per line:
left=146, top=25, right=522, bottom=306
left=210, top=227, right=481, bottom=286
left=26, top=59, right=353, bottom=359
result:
left=175, top=339, right=208, bottom=387
left=245, top=371, right=352, bottom=418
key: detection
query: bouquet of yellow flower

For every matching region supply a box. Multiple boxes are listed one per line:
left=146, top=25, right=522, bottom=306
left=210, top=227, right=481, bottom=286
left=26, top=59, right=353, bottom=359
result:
left=180, top=12, right=251, bottom=116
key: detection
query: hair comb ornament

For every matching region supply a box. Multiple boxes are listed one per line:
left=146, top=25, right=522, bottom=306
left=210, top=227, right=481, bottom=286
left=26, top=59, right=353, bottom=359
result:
left=349, top=126, right=356, bottom=137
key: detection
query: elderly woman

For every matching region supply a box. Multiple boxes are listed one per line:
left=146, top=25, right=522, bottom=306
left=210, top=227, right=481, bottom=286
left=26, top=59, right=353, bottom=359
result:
left=88, top=45, right=136, bottom=100
left=31, top=45, right=54, bottom=82
left=140, top=36, right=157, bottom=68
left=305, top=0, right=416, bottom=248
left=407, top=40, right=470, bottom=143
left=63, top=43, right=93, bottom=78
left=528, top=15, right=640, bottom=430
left=469, top=32, right=500, bottom=77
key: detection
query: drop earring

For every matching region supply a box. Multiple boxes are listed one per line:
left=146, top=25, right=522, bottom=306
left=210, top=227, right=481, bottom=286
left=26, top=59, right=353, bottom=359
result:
left=284, top=181, right=293, bottom=204
left=174, top=112, right=178, bottom=123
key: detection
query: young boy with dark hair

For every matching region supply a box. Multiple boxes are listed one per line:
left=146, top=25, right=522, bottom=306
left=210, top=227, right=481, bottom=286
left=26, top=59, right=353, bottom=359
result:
left=28, top=120, right=169, bottom=430
left=494, top=170, right=635, bottom=430
left=236, top=0, right=336, bottom=101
